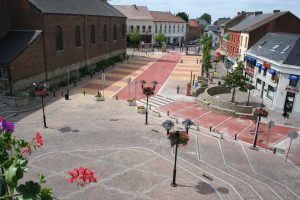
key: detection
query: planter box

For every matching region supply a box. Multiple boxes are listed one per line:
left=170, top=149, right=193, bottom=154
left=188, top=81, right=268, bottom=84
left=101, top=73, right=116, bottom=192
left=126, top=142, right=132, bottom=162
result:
left=137, top=108, right=146, bottom=114
left=211, top=131, right=224, bottom=139
left=128, top=101, right=137, bottom=106
left=95, top=96, right=105, bottom=101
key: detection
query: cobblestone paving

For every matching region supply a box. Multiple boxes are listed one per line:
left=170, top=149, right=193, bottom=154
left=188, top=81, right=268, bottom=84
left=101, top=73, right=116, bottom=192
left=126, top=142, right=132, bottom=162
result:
left=13, top=95, right=300, bottom=200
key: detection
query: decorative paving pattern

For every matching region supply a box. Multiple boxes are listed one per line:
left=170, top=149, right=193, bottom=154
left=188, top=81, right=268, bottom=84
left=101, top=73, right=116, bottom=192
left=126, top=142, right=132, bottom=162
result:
left=170, top=55, right=201, bottom=81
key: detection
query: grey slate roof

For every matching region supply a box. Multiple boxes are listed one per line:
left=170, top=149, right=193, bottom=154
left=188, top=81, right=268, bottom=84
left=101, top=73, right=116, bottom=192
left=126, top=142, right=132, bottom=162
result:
left=28, top=0, right=125, bottom=17
left=247, top=32, right=300, bottom=65
left=229, top=13, right=273, bottom=32
left=197, top=19, right=209, bottom=26
left=204, top=25, right=218, bottom=32
left=0, top=30, right=42, bottom=65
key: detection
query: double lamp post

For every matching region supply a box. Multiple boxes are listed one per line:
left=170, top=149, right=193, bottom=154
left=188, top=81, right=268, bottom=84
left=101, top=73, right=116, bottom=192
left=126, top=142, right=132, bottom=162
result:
left=33, top=82, right=49, bottom=128
left=140, top=80, right=158, bottom=125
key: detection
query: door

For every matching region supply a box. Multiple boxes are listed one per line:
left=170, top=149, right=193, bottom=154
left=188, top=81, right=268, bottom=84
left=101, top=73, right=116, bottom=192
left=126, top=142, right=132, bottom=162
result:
left=260, top=82, right=265, bottom=98
left=284, top=92, right=295, bottom=112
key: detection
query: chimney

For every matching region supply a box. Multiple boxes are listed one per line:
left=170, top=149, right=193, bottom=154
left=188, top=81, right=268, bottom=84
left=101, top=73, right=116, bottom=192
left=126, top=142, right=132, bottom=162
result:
left=133, top=4, right=138, bottom=10
left=273, top=10, right=280, bottom=13
left=237, top=12, right=241, bottom=15
left=254, top=11, right=263, bottom=16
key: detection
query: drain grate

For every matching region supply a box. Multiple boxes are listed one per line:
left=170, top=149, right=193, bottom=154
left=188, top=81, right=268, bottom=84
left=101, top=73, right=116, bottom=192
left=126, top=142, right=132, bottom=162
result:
left=151, top=129, right=159, bottom=133
left=109, top=119, right=119, bottom=121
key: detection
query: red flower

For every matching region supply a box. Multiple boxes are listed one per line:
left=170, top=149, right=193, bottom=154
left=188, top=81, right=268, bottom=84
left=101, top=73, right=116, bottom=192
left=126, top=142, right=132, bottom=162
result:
left=35, top=132, right=43, bottom=146
left=68, top=167, right=97, bottom=187
left=22, top=146, right=32, bottom=155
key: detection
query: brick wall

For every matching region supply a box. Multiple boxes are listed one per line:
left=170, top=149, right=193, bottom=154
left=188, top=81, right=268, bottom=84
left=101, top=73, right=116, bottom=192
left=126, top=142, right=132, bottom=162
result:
left=43, top=14, right=126, bottom=72
left=249, top=12, right=300, bottom=48
left=10, top=35, right=46, bottom=90
left=8, top=0, right=43, bottom=30
left=227, top=31, right=240, bottom=56
left=0, top=0, right=10, bottom=38
left=188, top=26, right=201, bottom=41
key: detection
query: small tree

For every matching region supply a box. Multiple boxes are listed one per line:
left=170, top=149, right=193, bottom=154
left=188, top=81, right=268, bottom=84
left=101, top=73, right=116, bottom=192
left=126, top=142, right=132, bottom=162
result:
left=198, top=13, right=211, bottom=24
left=129, top=29, right=142, bottom=50
left=200, top=33, right=212, bottom=77
left=222, top=62, right=248, bottom=102
left=176, top=12, right=189, bottom=22
left=154, top=33, right=166, bottom=49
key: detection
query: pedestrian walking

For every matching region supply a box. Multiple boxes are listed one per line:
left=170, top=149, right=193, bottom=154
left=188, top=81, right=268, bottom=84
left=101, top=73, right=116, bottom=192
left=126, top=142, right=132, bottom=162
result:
left=282, top=110, right=289, bottom=125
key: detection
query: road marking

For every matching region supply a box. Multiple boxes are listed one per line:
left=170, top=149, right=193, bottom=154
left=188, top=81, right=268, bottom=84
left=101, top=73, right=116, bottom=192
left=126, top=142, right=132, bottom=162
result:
left=191, top=111, right=212, bottom=121
left=170, top=103, right=198, bottom=116
left=213, top=117, right=232, bottom=129
left=237, top=120, right=253, bottom=138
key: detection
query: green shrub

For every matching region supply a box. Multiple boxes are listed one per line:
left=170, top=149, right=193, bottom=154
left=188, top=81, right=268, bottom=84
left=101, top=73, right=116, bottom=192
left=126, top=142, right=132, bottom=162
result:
left=58, top=79, right=68, bottom=87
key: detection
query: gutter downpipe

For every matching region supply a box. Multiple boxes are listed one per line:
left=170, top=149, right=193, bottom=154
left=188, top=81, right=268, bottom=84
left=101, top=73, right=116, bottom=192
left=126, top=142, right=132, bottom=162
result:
left=42, top=14, right=49, bottom=81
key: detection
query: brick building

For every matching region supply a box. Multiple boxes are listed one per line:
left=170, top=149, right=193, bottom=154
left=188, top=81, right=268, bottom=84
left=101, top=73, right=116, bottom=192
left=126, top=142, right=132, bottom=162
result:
left=0, top=0, right=126, bottom=94
left=188, top=19, right=202, bottom=42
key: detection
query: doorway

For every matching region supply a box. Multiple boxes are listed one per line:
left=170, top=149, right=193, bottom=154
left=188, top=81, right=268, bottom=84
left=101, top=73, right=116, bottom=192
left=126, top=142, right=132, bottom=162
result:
left=284, top=92, right=295, bottom=112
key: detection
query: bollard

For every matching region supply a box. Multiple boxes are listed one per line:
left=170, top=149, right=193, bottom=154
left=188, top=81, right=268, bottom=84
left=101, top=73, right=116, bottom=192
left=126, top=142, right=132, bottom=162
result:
left=83, top=91, right=85, bottom=95
left=176, top=85, right=180, bottom=93
left=234, top=134, right=237, bottom=140
left=116, top=95, right=118, bottom=100
left=53, top=90, right=56, bottom=97
left=149, top=104, right=152, bottom=110
left=167, top=111, right=169, bottom=116
left=273, top=148, right=277, bottom=154
left=209, top=126, right=212, bottom=132
left=197, top=59, right=198, bottom=64
left=196, top=125, right=200, bottom=131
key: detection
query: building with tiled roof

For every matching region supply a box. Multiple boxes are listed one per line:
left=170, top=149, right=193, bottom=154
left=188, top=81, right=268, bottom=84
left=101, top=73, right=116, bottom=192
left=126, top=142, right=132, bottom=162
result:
left=150, top=11, right=188, bottom=45
left=114, top=5, right=154, bottom=44
left=226, top=10, right=300, bottom=66
left=245, top=32, right=300, bottom=116
left=0, top=0, right=126, bottom=95
left=188, top=19, right=203, bottom=42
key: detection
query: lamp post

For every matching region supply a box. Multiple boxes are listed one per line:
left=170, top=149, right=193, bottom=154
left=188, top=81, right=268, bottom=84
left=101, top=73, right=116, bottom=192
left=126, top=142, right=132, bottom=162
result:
left=171, top=130, right=179, bottom=187
left=162, top=120, right=174, bottom=135
left=182, top=118, right=194, bottom=133
left=246, top=83, right=255, bottom=106
left=140, top=80, right=157, bottom=125
left=33, top=82, right=49, bottom=128
left=253, top=108, right=268, bottom=148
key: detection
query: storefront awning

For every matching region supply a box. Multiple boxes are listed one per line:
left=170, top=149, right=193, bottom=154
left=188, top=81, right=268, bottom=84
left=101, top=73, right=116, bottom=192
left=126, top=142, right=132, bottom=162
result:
left=256, top=63, right=262, bottom=68
left=245, top=56, right=257, bottom=63
left=215, top=47, right=222, bottom=56
left=289, top=74, right=299, bottom=81
left=268, top=69, right=276, bottom=75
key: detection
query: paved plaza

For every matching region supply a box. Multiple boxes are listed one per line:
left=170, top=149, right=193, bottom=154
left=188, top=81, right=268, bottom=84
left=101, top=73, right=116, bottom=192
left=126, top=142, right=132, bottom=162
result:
left=2, top=50, right=300, bottom=199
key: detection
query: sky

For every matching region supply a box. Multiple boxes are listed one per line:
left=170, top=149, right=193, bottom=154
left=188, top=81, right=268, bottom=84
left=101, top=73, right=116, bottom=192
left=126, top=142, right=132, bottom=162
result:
left=109, top=0, right=300, bottom=22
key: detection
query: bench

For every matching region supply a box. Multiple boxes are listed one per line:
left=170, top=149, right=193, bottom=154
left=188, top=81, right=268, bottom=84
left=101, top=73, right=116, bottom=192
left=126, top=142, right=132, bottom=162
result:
left=210, top=131, right=224, bottom=139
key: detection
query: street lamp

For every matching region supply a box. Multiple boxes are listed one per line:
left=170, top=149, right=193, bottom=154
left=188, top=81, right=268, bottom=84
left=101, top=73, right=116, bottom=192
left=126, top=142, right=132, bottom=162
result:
left=162, top=120, right=174, bottom=135
left=33, top=82, right=49, bottom=128
left=140, top=80, right=157, bottom=125
left=245, top=83, right=255, bottom=106
left=182, top=118, right=194, bottom=133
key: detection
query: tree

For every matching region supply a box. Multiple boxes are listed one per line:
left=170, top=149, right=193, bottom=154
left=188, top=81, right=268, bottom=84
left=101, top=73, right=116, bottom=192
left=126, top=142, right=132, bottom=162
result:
left=198, top=13, right=211, bottom=24
left=129, top=29, right=142, bottom=50
left=222, top=62, right=248, bottom=102
left=200, top=33, right=212, bottom=77
left=155, top=32, right=166, bottom=47
left=176, top=12, right=189, bottom=22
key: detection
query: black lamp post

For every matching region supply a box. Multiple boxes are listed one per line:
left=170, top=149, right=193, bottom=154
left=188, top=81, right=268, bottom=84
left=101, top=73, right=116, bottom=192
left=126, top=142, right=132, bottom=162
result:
left=33, top=82, right=48, bottom=128
left=246, top=83, right=255, bottom=106
left=162, top=120, right=174, bottom=135
left=253, top=108, right=268, bottom=148
left=171, top=130, right=180, bottom=187
left=182, top=118, right=194, bottom=133
left=140, top=80, right=157, bottom=125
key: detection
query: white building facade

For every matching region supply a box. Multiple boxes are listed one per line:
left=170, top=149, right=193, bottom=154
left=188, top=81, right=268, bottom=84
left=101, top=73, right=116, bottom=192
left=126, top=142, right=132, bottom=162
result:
left=245, top=32, right=300, bottom=117
left=150, top=11, right=187, bottom=45
left=206, top=31, right=220, bottom=49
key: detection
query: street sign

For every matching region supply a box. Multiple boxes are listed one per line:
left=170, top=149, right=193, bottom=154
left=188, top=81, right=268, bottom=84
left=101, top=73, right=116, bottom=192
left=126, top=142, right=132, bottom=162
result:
left=268, top=121, right=275, bottom=129
left=288, top=130, right=298, bottom=139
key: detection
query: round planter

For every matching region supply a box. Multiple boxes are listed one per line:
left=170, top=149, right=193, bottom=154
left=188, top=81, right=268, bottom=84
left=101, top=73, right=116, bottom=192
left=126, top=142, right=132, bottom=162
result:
left=136, top=108, right=146, bottom=114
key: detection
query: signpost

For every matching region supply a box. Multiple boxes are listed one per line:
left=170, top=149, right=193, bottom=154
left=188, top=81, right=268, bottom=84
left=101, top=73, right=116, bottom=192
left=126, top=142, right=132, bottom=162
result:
left=127, top=78, right=132, bottom=99
left=285, top=130, right=298, bottom=163
left=266, top=121, right=275, bottom=151
left=101, top=73, right=106, bottom=97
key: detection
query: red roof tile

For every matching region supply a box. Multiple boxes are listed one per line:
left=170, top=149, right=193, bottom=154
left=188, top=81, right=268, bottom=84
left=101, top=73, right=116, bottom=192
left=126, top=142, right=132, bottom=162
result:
left=150, top=11, right=186, bottom=23
left=189, top=19, right=200, bottom=27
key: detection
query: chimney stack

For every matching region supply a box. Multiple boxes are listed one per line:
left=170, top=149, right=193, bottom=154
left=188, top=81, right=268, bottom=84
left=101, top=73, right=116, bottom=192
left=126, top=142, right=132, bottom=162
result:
left=237, top=12, right=241, bottom=15
left=133, top=4, right=138, bottom=10
left=273, top=10, right=280, bottom=13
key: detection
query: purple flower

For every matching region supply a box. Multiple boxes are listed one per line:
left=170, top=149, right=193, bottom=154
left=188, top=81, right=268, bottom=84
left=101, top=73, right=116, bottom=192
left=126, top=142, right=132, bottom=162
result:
left=0, top=117, right=14, bottom=131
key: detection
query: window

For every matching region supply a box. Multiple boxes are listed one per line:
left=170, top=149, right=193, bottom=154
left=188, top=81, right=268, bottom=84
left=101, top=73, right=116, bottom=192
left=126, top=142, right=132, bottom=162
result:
left=137, top=26, right=140, bottom=32
left=142, top=26, right=146, bottom=33
left=103, top=24, right=107, bottom=41
left=244, top=37, right=248, bottom=48
left=164, top=25, right=167, bottom=33
left=155, top=26, right=157, bottom=33
left=159, top=25, right=162, bottom=33
left=75, top=26, right=81, bottom=47
left=173, top=25, right=175, bottom=33
left=182, top=25, right=184, bottom=32
left=0, top=66, right=9, bottom=79
left=169, top=25, right=171, bottom=33
left=113, top=24, right=117, bottom=40
left=256, top=78, right=262, bottom=91
left=148, top=26, right=151, bottom=33
left=272, top=44, right=280, bottom=50
left=177, top=25, right=179, bottom=33
left=290, top=79, right=298, bottom=87
left=130, top=26, right=134, bottom=32
left=90, top=25, right=95, bottom=44
left=282, top=45, right=292, bottom=53
left=267, top=85, right=275, bottom=100
left=55, top=26, right=63, bottom=51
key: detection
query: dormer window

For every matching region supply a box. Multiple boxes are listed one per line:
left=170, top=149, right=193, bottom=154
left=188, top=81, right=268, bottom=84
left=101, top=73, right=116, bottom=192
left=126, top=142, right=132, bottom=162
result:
left=271, top=44, right=280, bottom=50
left=281, top=45, right=292, bottom=53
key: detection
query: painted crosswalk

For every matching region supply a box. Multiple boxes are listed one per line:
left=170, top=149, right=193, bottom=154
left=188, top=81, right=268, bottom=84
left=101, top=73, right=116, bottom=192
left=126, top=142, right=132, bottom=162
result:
left=136, top=95, right=175, bottom=109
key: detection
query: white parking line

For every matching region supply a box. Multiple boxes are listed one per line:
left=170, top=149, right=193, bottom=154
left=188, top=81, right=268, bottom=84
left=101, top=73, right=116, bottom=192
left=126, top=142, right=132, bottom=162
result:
left=237, top=120, right=253, bottom=138
left=214, top=117, right=232, bottom=129
left=191, top=111, right=212, bottom=121
left=170, top=103, right=198, bottom=116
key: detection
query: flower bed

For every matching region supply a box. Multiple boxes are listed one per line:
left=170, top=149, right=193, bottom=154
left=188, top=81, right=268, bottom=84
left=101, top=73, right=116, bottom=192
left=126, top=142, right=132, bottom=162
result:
left=168, top=131, right=190, bottom=147
left=254, top=108, right=268, bottom=117
left=95, top=92, right=104, bottom=101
